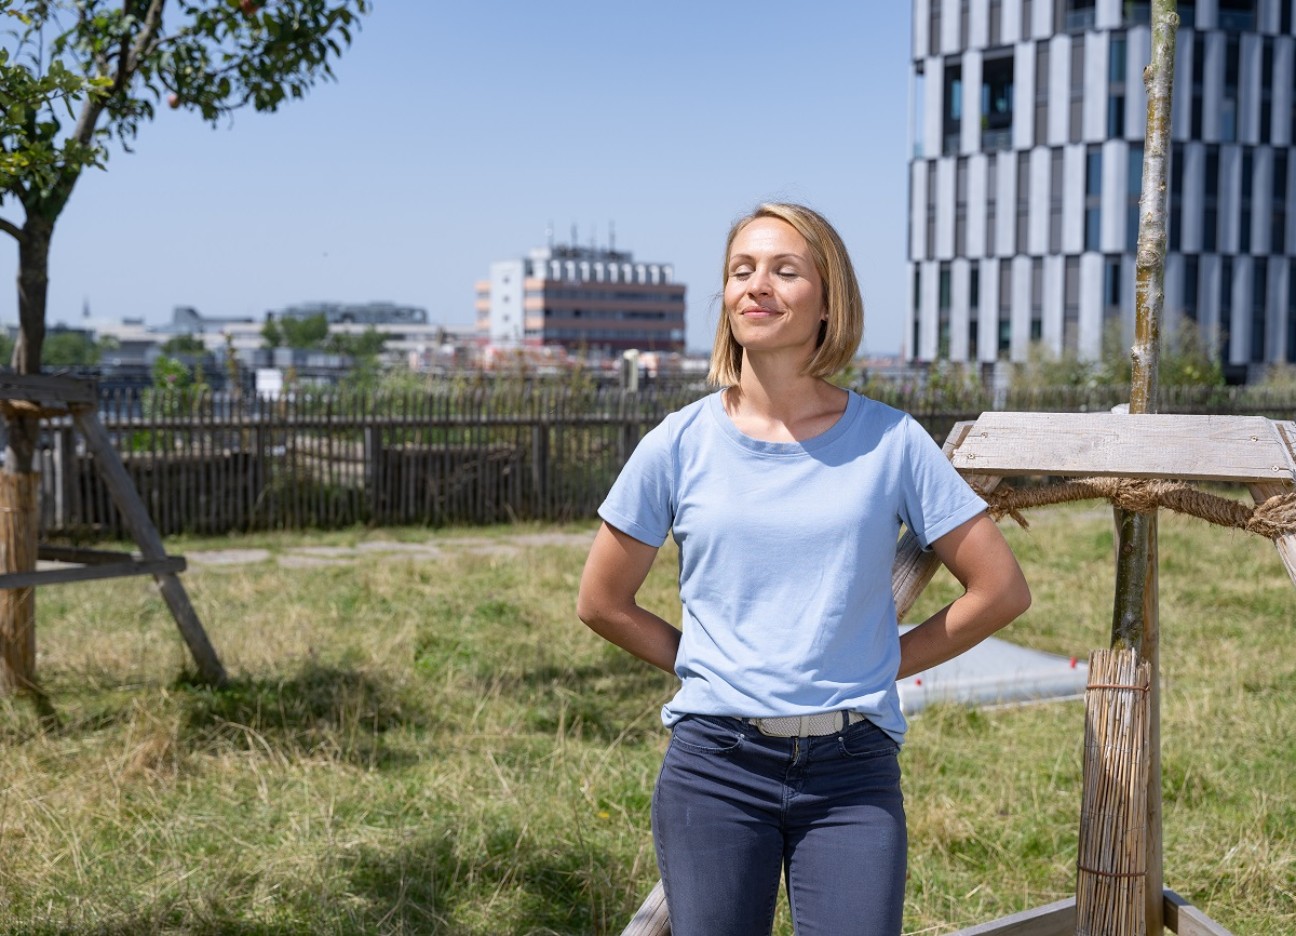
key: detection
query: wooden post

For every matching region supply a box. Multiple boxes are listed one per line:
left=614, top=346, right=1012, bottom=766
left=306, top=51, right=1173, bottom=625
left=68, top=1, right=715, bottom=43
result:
left=1091, top=4, right=1178, bottom=934
left=0, top=472, right=39, bottom=694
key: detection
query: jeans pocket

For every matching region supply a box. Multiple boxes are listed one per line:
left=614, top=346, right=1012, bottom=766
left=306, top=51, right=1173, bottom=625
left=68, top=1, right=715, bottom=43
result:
left=837, top=720, right=900, bottom=760
left=668, top=715, right=746, bottom=756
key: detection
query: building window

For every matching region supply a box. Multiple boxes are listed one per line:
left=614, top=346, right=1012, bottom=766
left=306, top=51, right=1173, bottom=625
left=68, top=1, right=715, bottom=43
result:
left=1035, top=42, right=1050, bottom=146
left=1108, top=32, right=1127, bottom=137
left=1050, top=148, right=1064, bottom=252
left=1204, top=144, right=1220, bottom=253
left=998, top=261, right=1012, bottom=355
left=1021, top=0, right=1033, bottom=37
left=1104, top=255, right=1123, bottom=323
left=1272, top=150, right=1288, bottom=255
left=1288, top=260, right=1296, bottom=362
left=959, top=0, right=970, bottom=47
left=982, top=54, right=1014, bottom=151
left=1017, top=151, right=1031, bottom=253
left=989, top=0, right=1003, bottom=44
left=944, top=59, right=963, bottom=155
left=1220, top=256, right=1234, bottom=362
left=1060, top=0, right=1096, bottom=32
left=1085, top=144, right=1103, bottom=251
left=955, top=157, right=969, bottom=257
left=1251, top=257, right=1267, bottom=363
left=1069, top=35, right=1085, bottom=143
left=1240, top=150, right=1253, bottom=254
left=926, top=161, right=938, bottom=258
left=1127, top=143, right=1144, bottom=253
left=1221, top=34, right=1240, bottom=143
left=930, top=0, right=942, bottom=55
left=1124, top=2, right=1151, bottom=25
left=1064, top=256, right=1080, bottom=353
left=1260, top=39, right=1273, bottom=145
left=1217, top=0, right=1255, bottom=32
left=1030, top=258, right=1044, bottom=343
left=1182, top=254, right=1199, bottom=323
left=1169, top=141, right=1183, bottom=251
left=938, top=262, right=952, bottom=357
left=986, top=153, right=998, bottom=255
left=1191, top=33, right=1205, bottom=140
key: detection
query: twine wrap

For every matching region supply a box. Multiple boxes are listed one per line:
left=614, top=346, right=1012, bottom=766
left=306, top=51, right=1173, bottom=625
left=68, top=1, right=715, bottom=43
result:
left=981, top=477, right=1296, bottom=540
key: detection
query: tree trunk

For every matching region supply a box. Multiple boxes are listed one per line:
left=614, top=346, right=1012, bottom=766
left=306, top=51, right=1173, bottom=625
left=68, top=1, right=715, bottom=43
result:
left=0, top=215, right=53, bottom=698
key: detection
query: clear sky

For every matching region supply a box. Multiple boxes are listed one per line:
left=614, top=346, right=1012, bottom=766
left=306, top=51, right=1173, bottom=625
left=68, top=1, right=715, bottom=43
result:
left=2, top=2, right=915, bottom=357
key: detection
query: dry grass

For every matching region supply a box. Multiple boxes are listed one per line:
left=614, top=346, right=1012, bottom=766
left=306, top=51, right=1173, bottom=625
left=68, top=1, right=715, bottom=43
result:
left=0, top=508, right=1292, bottom=934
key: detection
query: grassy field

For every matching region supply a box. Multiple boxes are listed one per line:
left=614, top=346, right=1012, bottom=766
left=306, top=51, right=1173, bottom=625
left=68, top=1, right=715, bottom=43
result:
left=0, top=503, right=1293, bottom=935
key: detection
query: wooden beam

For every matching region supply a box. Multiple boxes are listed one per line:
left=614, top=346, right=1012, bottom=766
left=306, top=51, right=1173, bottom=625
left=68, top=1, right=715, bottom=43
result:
left=620, top=880, right=669, bottom=936
left=944, top=897, right=1075, bottom=935
left=1163, top=889, right=1236, bottom=936
left=0, top=374, right=96, bottom=405
left=951, top=414, right=1296, bottom=483
left=70, top=406, right=227, bottom=687
left=0, top=556, right=185, bottom=589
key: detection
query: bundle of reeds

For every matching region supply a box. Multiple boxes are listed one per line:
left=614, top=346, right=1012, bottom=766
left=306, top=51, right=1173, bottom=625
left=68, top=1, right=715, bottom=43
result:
left=1076, top=647, right=1151, bottom=936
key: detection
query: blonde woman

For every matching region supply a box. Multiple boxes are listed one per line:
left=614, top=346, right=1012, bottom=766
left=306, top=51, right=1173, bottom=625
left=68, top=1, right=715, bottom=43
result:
left=578, top=203, right=1030, bottom=935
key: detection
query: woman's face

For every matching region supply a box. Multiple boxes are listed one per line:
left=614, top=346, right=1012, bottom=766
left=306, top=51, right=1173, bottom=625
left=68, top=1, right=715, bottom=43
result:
left=723, top=217, right=826, bottom=362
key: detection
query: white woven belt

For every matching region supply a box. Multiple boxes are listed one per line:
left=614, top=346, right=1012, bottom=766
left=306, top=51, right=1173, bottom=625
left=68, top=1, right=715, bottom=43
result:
left=747, top=711, right=868, bottom=738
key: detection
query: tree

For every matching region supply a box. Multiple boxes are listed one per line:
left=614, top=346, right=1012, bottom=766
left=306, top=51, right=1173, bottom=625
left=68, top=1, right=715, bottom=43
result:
left=0, top=0, right=369, bottom=697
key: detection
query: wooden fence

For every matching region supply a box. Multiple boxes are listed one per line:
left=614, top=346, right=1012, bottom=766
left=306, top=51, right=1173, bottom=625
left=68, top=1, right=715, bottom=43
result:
left=29, top=380, right=1296, bottom=540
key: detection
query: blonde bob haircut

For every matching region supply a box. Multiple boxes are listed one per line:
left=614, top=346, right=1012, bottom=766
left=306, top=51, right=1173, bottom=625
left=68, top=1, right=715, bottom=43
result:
left=708, top=202, right=864, bottom=387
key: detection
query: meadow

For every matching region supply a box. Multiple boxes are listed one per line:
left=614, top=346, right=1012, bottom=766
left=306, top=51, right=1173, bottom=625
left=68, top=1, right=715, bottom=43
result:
left=0, top=503, right=1292, bottom=934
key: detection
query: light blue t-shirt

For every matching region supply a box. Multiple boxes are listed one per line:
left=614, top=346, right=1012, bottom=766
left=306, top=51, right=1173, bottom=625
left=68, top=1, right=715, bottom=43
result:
left=597, top=389, right=986, bottom=744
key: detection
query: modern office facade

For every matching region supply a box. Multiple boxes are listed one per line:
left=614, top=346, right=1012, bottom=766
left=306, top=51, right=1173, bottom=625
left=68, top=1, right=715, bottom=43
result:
left=475, top=242, right=686, bottom=356
left=908, top=0, right=1296, bottom=381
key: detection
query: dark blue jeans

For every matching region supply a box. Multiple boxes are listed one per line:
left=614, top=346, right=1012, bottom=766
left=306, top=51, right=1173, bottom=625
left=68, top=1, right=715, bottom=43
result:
left=652, top=714, right=906, bottom=936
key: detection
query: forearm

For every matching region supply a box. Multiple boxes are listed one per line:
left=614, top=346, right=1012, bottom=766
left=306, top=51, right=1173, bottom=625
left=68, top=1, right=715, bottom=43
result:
left=897, top=585, right=1025, bottom=680
left=580, top=603, right=681, bottom=675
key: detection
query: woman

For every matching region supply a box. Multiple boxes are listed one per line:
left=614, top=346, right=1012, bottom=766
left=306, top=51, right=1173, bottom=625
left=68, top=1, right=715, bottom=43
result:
left=577, top=203, right=1030, bottom=935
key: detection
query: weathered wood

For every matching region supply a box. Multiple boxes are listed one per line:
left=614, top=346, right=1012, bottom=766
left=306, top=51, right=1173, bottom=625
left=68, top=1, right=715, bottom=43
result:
left=0, top=555, right=185, bottom=589
left=943, top=897, right=1075, bottom=935
left=0, top=472, right=39, bottom=694
left=71, top=405, right=227, bottom=687
left=620, top=879, right=670, bottom=936
left=951, top=413, right=1296, bottom=483
left=1251, top=421, right=1296, bottom=589
left=1163, top=889, right=1236, bottom=936
left=0, top=373, right=96, bottom=405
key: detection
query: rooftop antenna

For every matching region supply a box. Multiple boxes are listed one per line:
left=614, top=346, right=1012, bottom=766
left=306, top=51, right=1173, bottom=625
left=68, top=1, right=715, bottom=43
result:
left=609, top=220, right=616, bottom=254
left=570, top=222, right=578, bottom=248
left=546, top=221, right=554, bottom=249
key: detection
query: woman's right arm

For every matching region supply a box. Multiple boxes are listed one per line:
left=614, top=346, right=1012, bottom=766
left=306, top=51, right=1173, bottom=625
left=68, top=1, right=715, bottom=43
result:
left=577, top=522, right=681, bottom=675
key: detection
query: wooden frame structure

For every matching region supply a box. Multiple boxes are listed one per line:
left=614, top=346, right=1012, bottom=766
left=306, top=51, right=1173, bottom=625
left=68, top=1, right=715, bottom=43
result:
left=623, top=410, right=1296, bottom=936
left=0, top=374, right=226, bottom=687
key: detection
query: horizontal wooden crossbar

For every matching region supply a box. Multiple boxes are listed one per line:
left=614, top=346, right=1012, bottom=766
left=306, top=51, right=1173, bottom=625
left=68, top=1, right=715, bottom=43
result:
left=0, top=547, right=186, bottom=590
left=951, top=413, right=1296, bottom=484
left=0, top=374, right=97, bottom=406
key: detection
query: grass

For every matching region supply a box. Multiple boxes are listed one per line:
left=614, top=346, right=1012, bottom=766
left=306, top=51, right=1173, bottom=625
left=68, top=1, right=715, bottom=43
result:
left=0, top=504, right=1293, bottom=934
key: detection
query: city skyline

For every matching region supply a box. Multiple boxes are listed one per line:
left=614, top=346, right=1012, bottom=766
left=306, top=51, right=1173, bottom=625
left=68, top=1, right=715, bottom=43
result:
left=0, top=2, right=913, bottom=358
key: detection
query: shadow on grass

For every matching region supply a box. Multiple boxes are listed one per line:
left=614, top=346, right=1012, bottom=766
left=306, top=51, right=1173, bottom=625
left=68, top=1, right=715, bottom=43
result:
left=4, top=829, right=640, bottom=935
left=179, top=660, right=428, bottom=769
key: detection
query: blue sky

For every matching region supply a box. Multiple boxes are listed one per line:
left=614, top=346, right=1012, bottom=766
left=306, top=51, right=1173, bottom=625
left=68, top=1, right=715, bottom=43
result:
left=2, top=2, right=914, bottom=356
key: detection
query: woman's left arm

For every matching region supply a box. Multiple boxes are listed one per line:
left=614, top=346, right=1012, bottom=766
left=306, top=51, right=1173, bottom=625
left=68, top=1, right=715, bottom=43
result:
left=897, top=513, right=1031, bottom=680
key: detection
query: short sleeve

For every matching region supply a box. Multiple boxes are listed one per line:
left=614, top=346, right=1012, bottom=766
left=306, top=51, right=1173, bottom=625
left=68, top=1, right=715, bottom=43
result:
left=597, top=416, right=676, bottom=548
left=898, top=416, right=987, bottom=549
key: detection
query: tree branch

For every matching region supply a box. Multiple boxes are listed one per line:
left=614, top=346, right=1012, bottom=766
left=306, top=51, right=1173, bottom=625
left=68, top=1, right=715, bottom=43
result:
left=0, top=216, right=23, bottom=241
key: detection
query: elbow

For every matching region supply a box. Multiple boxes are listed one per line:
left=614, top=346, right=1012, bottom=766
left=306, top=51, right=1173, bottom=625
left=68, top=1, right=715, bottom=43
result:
left=1006, top=574, right=1032, bottom=621
left=575, top=590, right=612, bottom=635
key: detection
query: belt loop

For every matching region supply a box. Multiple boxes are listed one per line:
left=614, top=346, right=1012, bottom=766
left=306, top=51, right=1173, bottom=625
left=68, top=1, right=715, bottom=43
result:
left=798, top=715, right=810, bottom=738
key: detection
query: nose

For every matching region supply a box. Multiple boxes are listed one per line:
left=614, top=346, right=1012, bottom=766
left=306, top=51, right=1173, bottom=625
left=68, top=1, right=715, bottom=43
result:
left=746, top=266, right=772, bottom=295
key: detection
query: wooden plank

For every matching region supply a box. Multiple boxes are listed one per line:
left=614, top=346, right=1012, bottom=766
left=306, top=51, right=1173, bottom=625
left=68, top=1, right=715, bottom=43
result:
left=37, top=544, right=186, bottom=569
left=944, top=897, right=1075, bottom=935
left=0, top=556, right=186, bottom=589
left=0, top=373, right=96, bottom=405
left=951, top=413, right=1296, bottom=483
left=620, top=880, right=669, bottom=936
left=1163, top=889, right=1236, bottom=936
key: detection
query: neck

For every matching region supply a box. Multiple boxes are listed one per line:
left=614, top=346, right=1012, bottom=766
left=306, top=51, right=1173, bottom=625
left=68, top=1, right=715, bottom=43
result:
left=725, top=351, right=846, bottom=442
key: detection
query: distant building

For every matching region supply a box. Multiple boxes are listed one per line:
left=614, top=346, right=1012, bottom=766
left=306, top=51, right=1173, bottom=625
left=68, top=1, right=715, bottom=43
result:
left=476, top=241, right=687, bottom=356
left=267, top=300, right=428, bottom=326
left=908, top=0, right=1296, bottom=382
